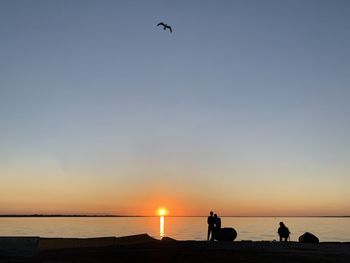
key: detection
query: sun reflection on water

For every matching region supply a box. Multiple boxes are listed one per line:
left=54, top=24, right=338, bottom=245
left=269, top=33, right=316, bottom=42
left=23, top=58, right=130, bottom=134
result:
left=160, top=216, right=165, bottom=238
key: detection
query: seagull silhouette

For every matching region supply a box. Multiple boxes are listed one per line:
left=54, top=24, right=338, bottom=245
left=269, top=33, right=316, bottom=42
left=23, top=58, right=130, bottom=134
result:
left=157, top=22, right=172, bottom=33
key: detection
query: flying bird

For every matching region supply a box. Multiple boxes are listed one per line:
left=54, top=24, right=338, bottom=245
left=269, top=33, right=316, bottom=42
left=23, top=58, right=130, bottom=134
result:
left=157, top=22, right=172, bottom=33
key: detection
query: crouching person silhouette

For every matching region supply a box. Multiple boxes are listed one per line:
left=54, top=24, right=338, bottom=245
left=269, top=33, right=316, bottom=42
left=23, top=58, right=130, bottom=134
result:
left=278, top=222, right=290, bottom=242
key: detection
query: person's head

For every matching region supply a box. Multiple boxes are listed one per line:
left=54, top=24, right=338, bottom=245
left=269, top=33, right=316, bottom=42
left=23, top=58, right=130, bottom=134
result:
left=280, top=222, right=284, bottom=226
left=210, top=211, right=213, bottom=216
left=214, top=214, right=217, bottom=218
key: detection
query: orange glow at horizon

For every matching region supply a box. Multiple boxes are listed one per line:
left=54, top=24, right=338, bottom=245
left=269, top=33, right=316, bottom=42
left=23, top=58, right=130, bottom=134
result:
left=1, top=160, right=349, bottom=216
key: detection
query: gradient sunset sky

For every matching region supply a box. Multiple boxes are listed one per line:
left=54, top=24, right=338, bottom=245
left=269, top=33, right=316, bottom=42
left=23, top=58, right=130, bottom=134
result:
left=1, top=0, right=349, bottom=216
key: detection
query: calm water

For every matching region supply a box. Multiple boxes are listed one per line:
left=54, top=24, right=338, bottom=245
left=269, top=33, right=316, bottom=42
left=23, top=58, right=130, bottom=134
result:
left=0, top=217, right=349, bottom=242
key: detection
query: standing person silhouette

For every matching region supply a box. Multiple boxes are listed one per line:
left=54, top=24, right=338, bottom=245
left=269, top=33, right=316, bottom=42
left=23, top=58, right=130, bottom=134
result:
left=213, top=213, right=222, bottom=240
left=214, top=213, right=221, bottom=229
left=207, top=211, right=215, bottom=241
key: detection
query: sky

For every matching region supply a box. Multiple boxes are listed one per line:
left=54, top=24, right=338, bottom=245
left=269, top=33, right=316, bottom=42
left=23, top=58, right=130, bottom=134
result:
left=0, top=0, right=349, bottom=216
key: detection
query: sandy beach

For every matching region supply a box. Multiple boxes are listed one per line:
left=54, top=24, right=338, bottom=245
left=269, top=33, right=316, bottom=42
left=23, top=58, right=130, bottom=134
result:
left=1, top=234, right=350, bottom=263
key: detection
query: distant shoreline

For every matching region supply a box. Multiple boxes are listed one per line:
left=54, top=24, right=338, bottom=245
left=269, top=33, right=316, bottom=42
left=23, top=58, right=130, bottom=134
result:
left=0, top=215, right=349, bottom=218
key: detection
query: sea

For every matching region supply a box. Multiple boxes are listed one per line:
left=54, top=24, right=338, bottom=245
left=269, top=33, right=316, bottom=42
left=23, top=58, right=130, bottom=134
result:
left=0, top=217, right=349, bottom=242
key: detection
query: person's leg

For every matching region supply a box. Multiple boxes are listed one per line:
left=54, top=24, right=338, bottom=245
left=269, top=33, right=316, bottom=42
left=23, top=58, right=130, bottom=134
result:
left=211, top=228, right=215, bottom=241
left=279, top=235, right=282, bottom=242
left=207, top=226, right=210, bottom=241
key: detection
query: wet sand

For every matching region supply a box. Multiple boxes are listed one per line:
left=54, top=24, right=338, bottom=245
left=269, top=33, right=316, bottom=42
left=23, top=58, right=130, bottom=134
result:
left=1, top=235, right=350, bottom=262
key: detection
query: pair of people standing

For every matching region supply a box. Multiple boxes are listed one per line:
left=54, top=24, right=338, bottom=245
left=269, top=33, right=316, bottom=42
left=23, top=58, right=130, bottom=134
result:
left=207, top=211, right=221, bottom=241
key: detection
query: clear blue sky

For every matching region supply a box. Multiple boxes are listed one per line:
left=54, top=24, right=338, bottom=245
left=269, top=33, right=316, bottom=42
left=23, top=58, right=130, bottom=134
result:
left=0, top=0, right=349, bottom=215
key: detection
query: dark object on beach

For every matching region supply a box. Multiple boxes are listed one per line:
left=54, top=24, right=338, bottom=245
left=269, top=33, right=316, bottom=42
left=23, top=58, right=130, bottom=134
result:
left=161, top=237, right=176, bottom=242
left=278, top=222, right=290, bottom=242
left=214, top=227, right=237, bottom=241
left=157, top=22, right=172, bottom=33
left=0, top=236, right=39, bottom=257
left=299, top=232, right=319, bottom=243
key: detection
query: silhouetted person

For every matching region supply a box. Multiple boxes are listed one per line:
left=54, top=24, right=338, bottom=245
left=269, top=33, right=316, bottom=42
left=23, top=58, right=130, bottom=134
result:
left=213, top=213, right=222, bottom=240
left=157, top=22, right=172, bottom=33
left=278, top=222, right=290, bottom=242
left=207, top=211, right=215, bottom=241
left=214, top=214, right=221, bottom=229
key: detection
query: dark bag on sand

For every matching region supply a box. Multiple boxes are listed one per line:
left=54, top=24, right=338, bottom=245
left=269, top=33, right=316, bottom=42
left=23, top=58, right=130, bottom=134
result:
left=214, top=228, right=237, bottom=241
left=299, top=232, right=319, bottom=243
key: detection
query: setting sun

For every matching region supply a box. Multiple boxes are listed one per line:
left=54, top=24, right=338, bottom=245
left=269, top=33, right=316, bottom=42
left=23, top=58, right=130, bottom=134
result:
left=157, top=208, right=168, bottom=216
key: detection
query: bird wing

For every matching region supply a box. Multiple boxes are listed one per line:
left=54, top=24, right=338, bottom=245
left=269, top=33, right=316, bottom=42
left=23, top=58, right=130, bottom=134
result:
left=167, top=25, right=172, bottom=33
left=157, top=22, right=165, bottom=26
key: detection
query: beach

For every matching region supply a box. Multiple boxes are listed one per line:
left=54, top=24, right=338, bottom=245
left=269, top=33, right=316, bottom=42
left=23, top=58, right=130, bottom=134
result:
left=1, top=234, right=350, bottom=263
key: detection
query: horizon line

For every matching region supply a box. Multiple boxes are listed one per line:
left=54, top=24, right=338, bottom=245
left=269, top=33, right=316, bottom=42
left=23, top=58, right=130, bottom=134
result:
left=0, top=214, right=349, bottom=218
